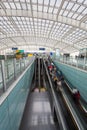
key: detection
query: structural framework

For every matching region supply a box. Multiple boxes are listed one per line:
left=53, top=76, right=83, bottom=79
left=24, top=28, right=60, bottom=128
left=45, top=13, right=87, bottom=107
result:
left=0, top=0, right=87, bottom=53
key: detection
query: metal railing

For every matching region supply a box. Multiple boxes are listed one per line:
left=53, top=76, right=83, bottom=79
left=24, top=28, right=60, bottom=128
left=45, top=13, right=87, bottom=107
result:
left=0, top=57, right=34, bottom=96
left=54, top=56, right=87, bottom=70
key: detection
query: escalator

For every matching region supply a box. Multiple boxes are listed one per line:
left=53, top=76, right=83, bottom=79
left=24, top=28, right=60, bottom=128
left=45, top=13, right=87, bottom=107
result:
left=44, top=59, right=87, bottom=130
left=44, top=62, right=76, bottom=130
left=19, top=57, right=59, bottom=130
left=62, top=82, right=87, bottom=129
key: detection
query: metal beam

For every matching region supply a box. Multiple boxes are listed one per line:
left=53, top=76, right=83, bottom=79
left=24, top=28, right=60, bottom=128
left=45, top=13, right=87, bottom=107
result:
left=73, top=35, right=87, bottom=44
left=56, top=0, right=65, bottom=20
left=62, top=28, right=76, bottom=39
left=53, top=40, right=79, bottom=51
left=0, top=9, right=87, bottom=31
left=0, top=35, right=76, bottom=48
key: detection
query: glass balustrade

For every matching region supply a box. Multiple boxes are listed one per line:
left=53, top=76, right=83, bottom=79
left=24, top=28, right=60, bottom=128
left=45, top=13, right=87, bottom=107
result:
left=0, top=57, right=35, bottom=96
left=0, top=61, right=3, bottom=90
left=54, top=56, right=87, bottom=71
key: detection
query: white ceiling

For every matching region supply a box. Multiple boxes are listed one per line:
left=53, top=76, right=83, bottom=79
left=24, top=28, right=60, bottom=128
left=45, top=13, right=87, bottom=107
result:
left=0, top=0, right=87, bottom=53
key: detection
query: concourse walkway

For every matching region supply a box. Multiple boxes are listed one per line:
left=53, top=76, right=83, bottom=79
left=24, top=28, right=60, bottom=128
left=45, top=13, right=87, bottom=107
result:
left=20, top=91, right=58, bottom=130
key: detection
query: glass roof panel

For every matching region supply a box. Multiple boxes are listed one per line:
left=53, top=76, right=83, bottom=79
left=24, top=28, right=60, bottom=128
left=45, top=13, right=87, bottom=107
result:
left=53, top=8, right=58, bottom=14
left=27, top=4, right=31, bottom=9
left=82, top=8, right=87, bottom=15
left=77, top=15, right=83, bottom=20
left=15, top=3, right=21, bottom=9
left=50, top=0, right=56, bottom=6
left=77, top=6, right=85, bottom=13
left=72, top=4, right=80, bottom=11
left=59, top=10, right=64, bottom=15
left=55, top=0, right=62, bottom=7
left=84, top=0, right=87, bottom=4
left=14, top=0, right=19, bottom=2
left=62, top=1, right=68, bottom=9
left=32, top=0, right=37, bottom=3
left=38, top=0, right=43, bottom=4
left=43, top=6, right=48, bottom=12
left=77, top=0, right=84, bottom=3
left=68, top=12, right=73, bottom=17
left=63, top=11, right=69, bottom=16
left=72, top=13, right=79, bottom=19
left=49, top=7, right=53, bottom=13
left=0, top=0, right=87, bottom=53
left=20, top=0, right=25, bottom=2
left=38, top=6, right=42, bottom=11
left=33, top=5, right=37, bottom=11
left=21, top=3, right=27, bottom=10
left=10, top=2, right=16, bottom=9
left=4, top=2, right=10, bottom=9
left=66, top=2, right=74, bottom=10
left=44, top=0, right=49, bottom=5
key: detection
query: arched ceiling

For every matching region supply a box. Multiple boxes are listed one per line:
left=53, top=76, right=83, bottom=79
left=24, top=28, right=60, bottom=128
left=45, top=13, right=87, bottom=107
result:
left=0, top=0, right=87, bottom=53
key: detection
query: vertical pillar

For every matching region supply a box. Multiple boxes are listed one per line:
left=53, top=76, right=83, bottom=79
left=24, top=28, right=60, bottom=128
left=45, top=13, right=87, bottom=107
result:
left=1, top=60, right=6, bottom=91
left=13, top=58, right=16, bottom=80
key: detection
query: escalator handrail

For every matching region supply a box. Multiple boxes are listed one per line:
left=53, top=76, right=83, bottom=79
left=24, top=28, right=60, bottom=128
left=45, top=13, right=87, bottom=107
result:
left=65, top=80, right=87, bottom=114
left=61, top=89, right=85, bottom=130
left=43, top=60, right=68, bottom=130
left=44, top=59, right=85, bottom=130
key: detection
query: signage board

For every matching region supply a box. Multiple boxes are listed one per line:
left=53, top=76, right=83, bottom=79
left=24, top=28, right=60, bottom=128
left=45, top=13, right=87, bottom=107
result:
left=12, top=47, right=18, bottom=50
left=39, top=48, right=45, bottom=50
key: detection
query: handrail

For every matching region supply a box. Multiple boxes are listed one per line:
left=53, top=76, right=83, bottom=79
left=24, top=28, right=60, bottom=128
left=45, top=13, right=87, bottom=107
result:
left=65, top=80, right=87, bottom=114
left=43, top=60, right=68, bottom=130
left=61, top=88, right=85, bottom=130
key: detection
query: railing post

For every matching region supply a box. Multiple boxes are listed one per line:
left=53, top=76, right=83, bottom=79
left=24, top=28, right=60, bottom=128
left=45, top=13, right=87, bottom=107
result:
left=13, top=58, right=16, bottom=80
left=1, top=60, right=6, bottom=91
left=83, top=57, right=86, bottom=69
left=70, top=57, right=72, bottom=66
left=20, top=58, right=22, bottom=73
left=24, top=58, right=26, bottom=69
left=76, top=57, right=78, bottom=68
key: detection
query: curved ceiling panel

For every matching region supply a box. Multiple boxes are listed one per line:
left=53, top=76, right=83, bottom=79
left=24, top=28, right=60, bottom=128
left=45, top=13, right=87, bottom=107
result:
left=0, top=0, right=87, bottom=53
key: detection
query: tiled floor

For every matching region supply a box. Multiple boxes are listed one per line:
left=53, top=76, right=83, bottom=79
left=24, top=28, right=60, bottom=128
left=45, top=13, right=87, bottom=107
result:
left=19, top=91, right=58, bottom=130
